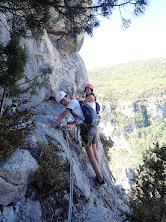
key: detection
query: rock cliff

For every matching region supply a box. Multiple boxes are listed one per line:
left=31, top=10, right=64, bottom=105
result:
left=0, top=10, right=127, bottom=222
left=99, top=95, right=166, bottom=191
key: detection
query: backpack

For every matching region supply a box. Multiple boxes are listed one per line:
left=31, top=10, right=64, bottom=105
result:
left=79, top=101, right=98, bottom=126
left=96, top=102, right=100, bottom=114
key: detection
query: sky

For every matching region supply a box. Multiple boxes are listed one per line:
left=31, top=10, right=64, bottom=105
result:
left=79, top=0, right=166, bottom=69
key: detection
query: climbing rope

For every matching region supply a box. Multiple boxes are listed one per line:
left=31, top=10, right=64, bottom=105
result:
left=69, top=124, right=76, bottom=140
left=66, top=133, right=74, bottom=222
left=58, top=121, right=116, bottom=222
left=59, top=122, right=74, bottom=222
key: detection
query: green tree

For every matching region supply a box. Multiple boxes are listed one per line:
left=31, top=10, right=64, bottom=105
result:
left=134, top=103, right=150, bottom=128
left=0, top=33, right=28, bottom=116
left=100, top=134, right=114, bottom=161
left=0, top=0, right=149, bottom=40
left=123, top=143, right=166, bottom=222
left=0, top=98, right=36, bottom=161
left=0, top=33, right=51, bottom=117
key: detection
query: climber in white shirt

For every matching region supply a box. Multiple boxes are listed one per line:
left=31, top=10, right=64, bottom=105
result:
left=43, top=91, right=105, bottom=187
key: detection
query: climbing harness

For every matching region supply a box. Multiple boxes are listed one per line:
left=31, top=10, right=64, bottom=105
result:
left=79, top=123, right=90, bottom=148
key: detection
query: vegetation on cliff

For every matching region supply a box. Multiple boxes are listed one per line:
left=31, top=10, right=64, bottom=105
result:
left=0, top=98, right=36, bottom=161
left=0, top=0, right=149, bottom=40
left=88, top=57, right=166, bottom=178
left=123, top=143, right=166, bottom=222
left=88, top=57, right=166, bottom=104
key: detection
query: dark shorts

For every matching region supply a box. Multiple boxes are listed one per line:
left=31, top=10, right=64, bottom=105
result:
left=80, top=124, right=97, bottom=147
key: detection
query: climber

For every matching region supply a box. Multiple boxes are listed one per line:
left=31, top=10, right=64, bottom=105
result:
left=43, top=91, right=105, bottom=187
left=84, top=84, right=101, bottom=168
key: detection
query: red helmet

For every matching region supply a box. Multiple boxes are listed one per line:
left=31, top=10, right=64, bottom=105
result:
left=85, top=83, right=93, bottom=89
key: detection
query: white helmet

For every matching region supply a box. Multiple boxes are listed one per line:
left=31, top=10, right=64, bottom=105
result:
left=56, top=91, right=66, bottom=103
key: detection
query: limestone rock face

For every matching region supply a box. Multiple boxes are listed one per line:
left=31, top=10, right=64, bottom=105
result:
left=28, top=101, right=128, bottom=222
left=99, top=95, right=166, bottom=197
left=0, top=7, right=127, bottom=222
left=0, top=149, right=39, bottom=206
left=0, top=100, right=128, bottom=222
left=22, top=30, right=88, bottom=107
left=0, top=13, right=10, bottom=45
left=0, top=12, right=88, bottom=107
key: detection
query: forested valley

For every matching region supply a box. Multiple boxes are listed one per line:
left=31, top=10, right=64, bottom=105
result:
left=88, top=57, right=166, bottom=179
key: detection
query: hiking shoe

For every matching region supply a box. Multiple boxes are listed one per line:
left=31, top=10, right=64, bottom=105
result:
left=95, top=178, right=106, bottom=187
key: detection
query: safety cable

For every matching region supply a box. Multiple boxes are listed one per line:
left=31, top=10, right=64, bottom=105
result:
left=58, top=122, right=116, bottom=222
left=66, top=133, right=74, bottom=222
left=59, top=123, right=74, bottom=222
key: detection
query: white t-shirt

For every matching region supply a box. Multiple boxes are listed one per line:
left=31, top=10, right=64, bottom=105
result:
left=86, top=102, right=96, bottom=110
left=67, top=99, right=85, bottom=125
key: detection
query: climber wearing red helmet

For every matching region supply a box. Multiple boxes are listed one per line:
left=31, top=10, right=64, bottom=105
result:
left=84, top=83, right=93, bottom=90
left=82, top=84, right=101, bottom=167
left=83, top=83, right=101, bottom=168
left=83, top=83, right=95, bottom=109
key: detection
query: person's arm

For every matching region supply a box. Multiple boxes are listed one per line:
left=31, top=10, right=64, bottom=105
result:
left=43, top=108, right=71, bottom=128
left=82, top=95, right=95, bottom=103
left=67, top=121, right=76, bottom=125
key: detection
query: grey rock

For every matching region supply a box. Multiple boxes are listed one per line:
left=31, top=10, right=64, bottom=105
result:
left=0, top=149, right=38, bottom=206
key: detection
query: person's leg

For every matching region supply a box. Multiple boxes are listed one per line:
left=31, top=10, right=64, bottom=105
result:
left=95, top=125, right=100, bottom=167
left=85, top=146, right=103, bottom=181
left=80, top=124, right=103, bottom=182
left=91, top=126, right=100, bottom=167
left=92, top=143, right=100, bottom=168
left=96, top=125, right=100, bottom=152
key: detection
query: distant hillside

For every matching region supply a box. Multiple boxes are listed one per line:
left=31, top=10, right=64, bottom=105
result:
left=87, top=57, right=166, bottom=104
left=89, top=58, right=166, bottom=179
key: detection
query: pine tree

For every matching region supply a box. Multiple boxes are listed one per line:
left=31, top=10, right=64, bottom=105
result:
left=0, top=0, right=150, bottom=40
left=0, top=98, right=37, bottom=161
left=0, top=32, right=51, bottom=116
left=123, top=143, right=166, bottom=222
left=0, top=33, right=28, bottom=116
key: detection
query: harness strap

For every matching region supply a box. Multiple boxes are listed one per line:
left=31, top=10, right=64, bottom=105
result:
left=79, top=123, right=90, bottom=148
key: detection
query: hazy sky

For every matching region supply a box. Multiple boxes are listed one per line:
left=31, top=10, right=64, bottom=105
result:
left=79, top=0, right=166, bottom=69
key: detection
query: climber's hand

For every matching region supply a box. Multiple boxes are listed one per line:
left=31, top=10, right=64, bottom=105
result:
left=43, top=121, right=51, bottom=127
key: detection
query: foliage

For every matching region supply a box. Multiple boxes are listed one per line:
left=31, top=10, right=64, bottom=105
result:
left=90, top=57, right=166, bottom=167
left=102, top=111, right=166, bottom=168
left=0, top=34, right=28, bottom=96
left=0, top=34, right=51, bottom=116
left=36, top=142, right=69, bottom=188
left=128, top=117, right=166, bottom=160
left=123, top=143, right=166, bottom=222
left=0, top=0, right=51, bottom=39
left=133, top=103, right=150, bottom=128
left=109, top=146, right=136, bottom=178
left=30, top=142, right=70, bottom=221
left=100, top=101, right=151, bottom=136
left=100, top=134, right=113, bottom=161
left=0, top=0, right=149, bottom=40
left=0, top=98, right=36, bottom=161
left=101, top=109, right=133, bottom=133
left=88, top=57, right=166, bottom=104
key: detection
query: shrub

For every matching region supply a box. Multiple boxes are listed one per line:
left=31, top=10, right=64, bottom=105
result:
left=0, top=98, right=36, bottom=161
left=36, top=142, right=69, bottom=189
left=100, top=135, right=114, bottom=161
left=122, top=143, right=166, bottom=222
left=30, top=142, right=70, bottom=221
